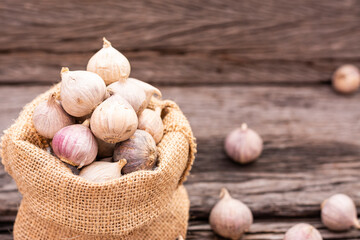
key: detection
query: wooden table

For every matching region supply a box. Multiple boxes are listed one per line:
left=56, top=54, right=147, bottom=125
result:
left=2, top=1, right=360, bottom=239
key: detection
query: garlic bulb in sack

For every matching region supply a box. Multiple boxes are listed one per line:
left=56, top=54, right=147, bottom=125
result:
left=107, top=80, right=148, bottom=115
left=113, top=130, right=157, bottom=174
left=90, top=95, right=138, bottom=143
left=87, top=37, right=131, bottom=85
left=79, top=159, right=127, bottom=183
left=127, top=78, right=162, bottom=104
left=52, top=120, right=97, bottom=168
left=60, top=67, right=106, bottom=117
left=138, top=108, right=164, bottom=144
left=32, top=93, right=74, bottom=139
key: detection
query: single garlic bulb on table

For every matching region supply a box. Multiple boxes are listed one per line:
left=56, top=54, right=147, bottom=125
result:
left=138, top=107, right=164, bottom=144
left=32, top=93, right=74, bottom=139
left=283, top=223, right=322, bottom=240
left=113, top=130, right=157, bottom=174
left=87, top=37, right=131, bottom=85
left=321, top=193, right=360, bottom=231
left=332, top=64, right=360, bottom=94
left=90, top=95, right=138, bottom=143
left=79, top=159, right=127, bottom=183
left=52, top=119, right=98, bottom=168
left=60, top=67, right=106, bottom=117
left=209, top=188, right=253, bottom=240
left=224, top=123, right=263, bottom=164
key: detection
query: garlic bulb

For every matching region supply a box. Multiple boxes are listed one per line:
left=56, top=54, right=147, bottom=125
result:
left=128, top=78, right=162, bottom=103
left=107, top=80, right=148, bottom=115
left=113, top=130, right=157, bottom=174
left=224, top=123, right=263, bottom=164
left=332, top=64, right=360, bottom=94
left=138, top=108, right=164, bottom=144
left=90, top=95, right=138, bottom=143
left=79, top=159, right=127, bottom=183
left=321, top=193, right=360, bottom=231
left=52, top=120, right=97, bottom=168
left=96, top=137, right=116, bottom=158
left=209, top=188, right=253, bottom=240
left=284, top=223, right=322, bottom=240
left=60, top=67, right=106, bottom=117
left=87, top=37, right=131, bottom=85
left=33, top=93, right=74, bottom=138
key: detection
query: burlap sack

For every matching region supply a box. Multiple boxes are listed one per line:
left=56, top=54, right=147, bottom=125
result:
left=1, top=84, right=196, bottom=239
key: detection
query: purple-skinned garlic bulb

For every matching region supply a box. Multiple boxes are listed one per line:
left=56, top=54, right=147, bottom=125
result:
left=224, top=123, right=263, bottom=164
left=284, top=223, right=322, bottom=240
left=113, top=130, right=157, bottom=174
left=52, top=119, right=97, bottom=168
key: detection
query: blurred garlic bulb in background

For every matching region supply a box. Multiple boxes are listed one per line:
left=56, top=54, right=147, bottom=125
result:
left=321, top=193, right=360, bottom=231
left=332, top=64, right=360, bottom=94
left=33, top=93, right=74, bottom=138
left=60, top=67, right=106, bottom=117
left=283, top=223, right=322, bottom=240
left=224, top=123, right=263, bottom=164
left=87, top=37, right=131, bottom=85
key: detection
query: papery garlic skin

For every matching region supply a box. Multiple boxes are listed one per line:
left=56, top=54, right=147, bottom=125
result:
left=284, top=223, right=322, bottom=240
left=209, top=188, right=253, bottom=240
left=90, top=95, right=138, bottom=143
left=33, top=93, right=74, bottom=139
left=96, top=137, right=116, bottom=158
left=332, top=64, right=360, bottom=94
left=52, top=121, right=98, bottom=168
left=107, top=80, right=148, bottom=115
left=128, top=78, right=162, bottom=103
left=224, top=123, right=263, bottom=164
left=60, top=67, right=106, bottom=117
left=321, top=193, right=360, bottom=231
left=113, top=130, right=157, bottom=174
left=87, top=37, right=131, bottom=85
left=138, top=108, right=164, bottom=144
left=79, top=159, right=127, bottom=183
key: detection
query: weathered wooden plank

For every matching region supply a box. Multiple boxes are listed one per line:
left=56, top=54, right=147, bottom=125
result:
left=1, top=51, right=353, bottom=85
left=2, top=84, right=360, bottom=223
left=1, top=0, right=360, bottom=61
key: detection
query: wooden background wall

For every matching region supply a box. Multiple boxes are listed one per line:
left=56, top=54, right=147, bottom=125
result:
left=2, top=0, right=360, bottom=239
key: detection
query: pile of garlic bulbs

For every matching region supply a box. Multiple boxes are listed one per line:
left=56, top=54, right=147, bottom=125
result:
left=33, top=38, right=163, bottom=183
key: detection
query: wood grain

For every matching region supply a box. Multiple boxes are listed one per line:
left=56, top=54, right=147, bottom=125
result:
left=0, top=51, right=353, bottom=85
left=1, top=84, right=360, bottom=239
left=1, top=0, right=360, bottom=60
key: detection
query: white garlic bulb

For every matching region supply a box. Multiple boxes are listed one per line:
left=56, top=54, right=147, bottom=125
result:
left=127, top=78, right=162, bottom=103
left=60, top=67, right=106, bottom=117
left=90, top=95, right=138, bottom=143
left=138, top=108, right=164, bottom=144
left=33, top=93, right=74, bottom=139
left=79, top=159, right=127, bottom=183
left=321, top=193, right=360, bottom=231
left=87, top=37, right=131, bottom=85
left=52, top=120, right=98, bottom=168
left=284, top=223, right=322, bottom=240
left=209, top=188, right=253, bottom=240
left=107, top=80, right=148, bottom=115
left=224, top=123, right=263, bottom=164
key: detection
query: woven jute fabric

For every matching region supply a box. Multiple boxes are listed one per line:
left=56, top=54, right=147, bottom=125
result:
left=1, top=84, right=196, bottom=239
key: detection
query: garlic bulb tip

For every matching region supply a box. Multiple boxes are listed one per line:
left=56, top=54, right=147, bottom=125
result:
left=103, top=37, right=111, bottom=47
left=61, top=67, right=69, bottom=74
